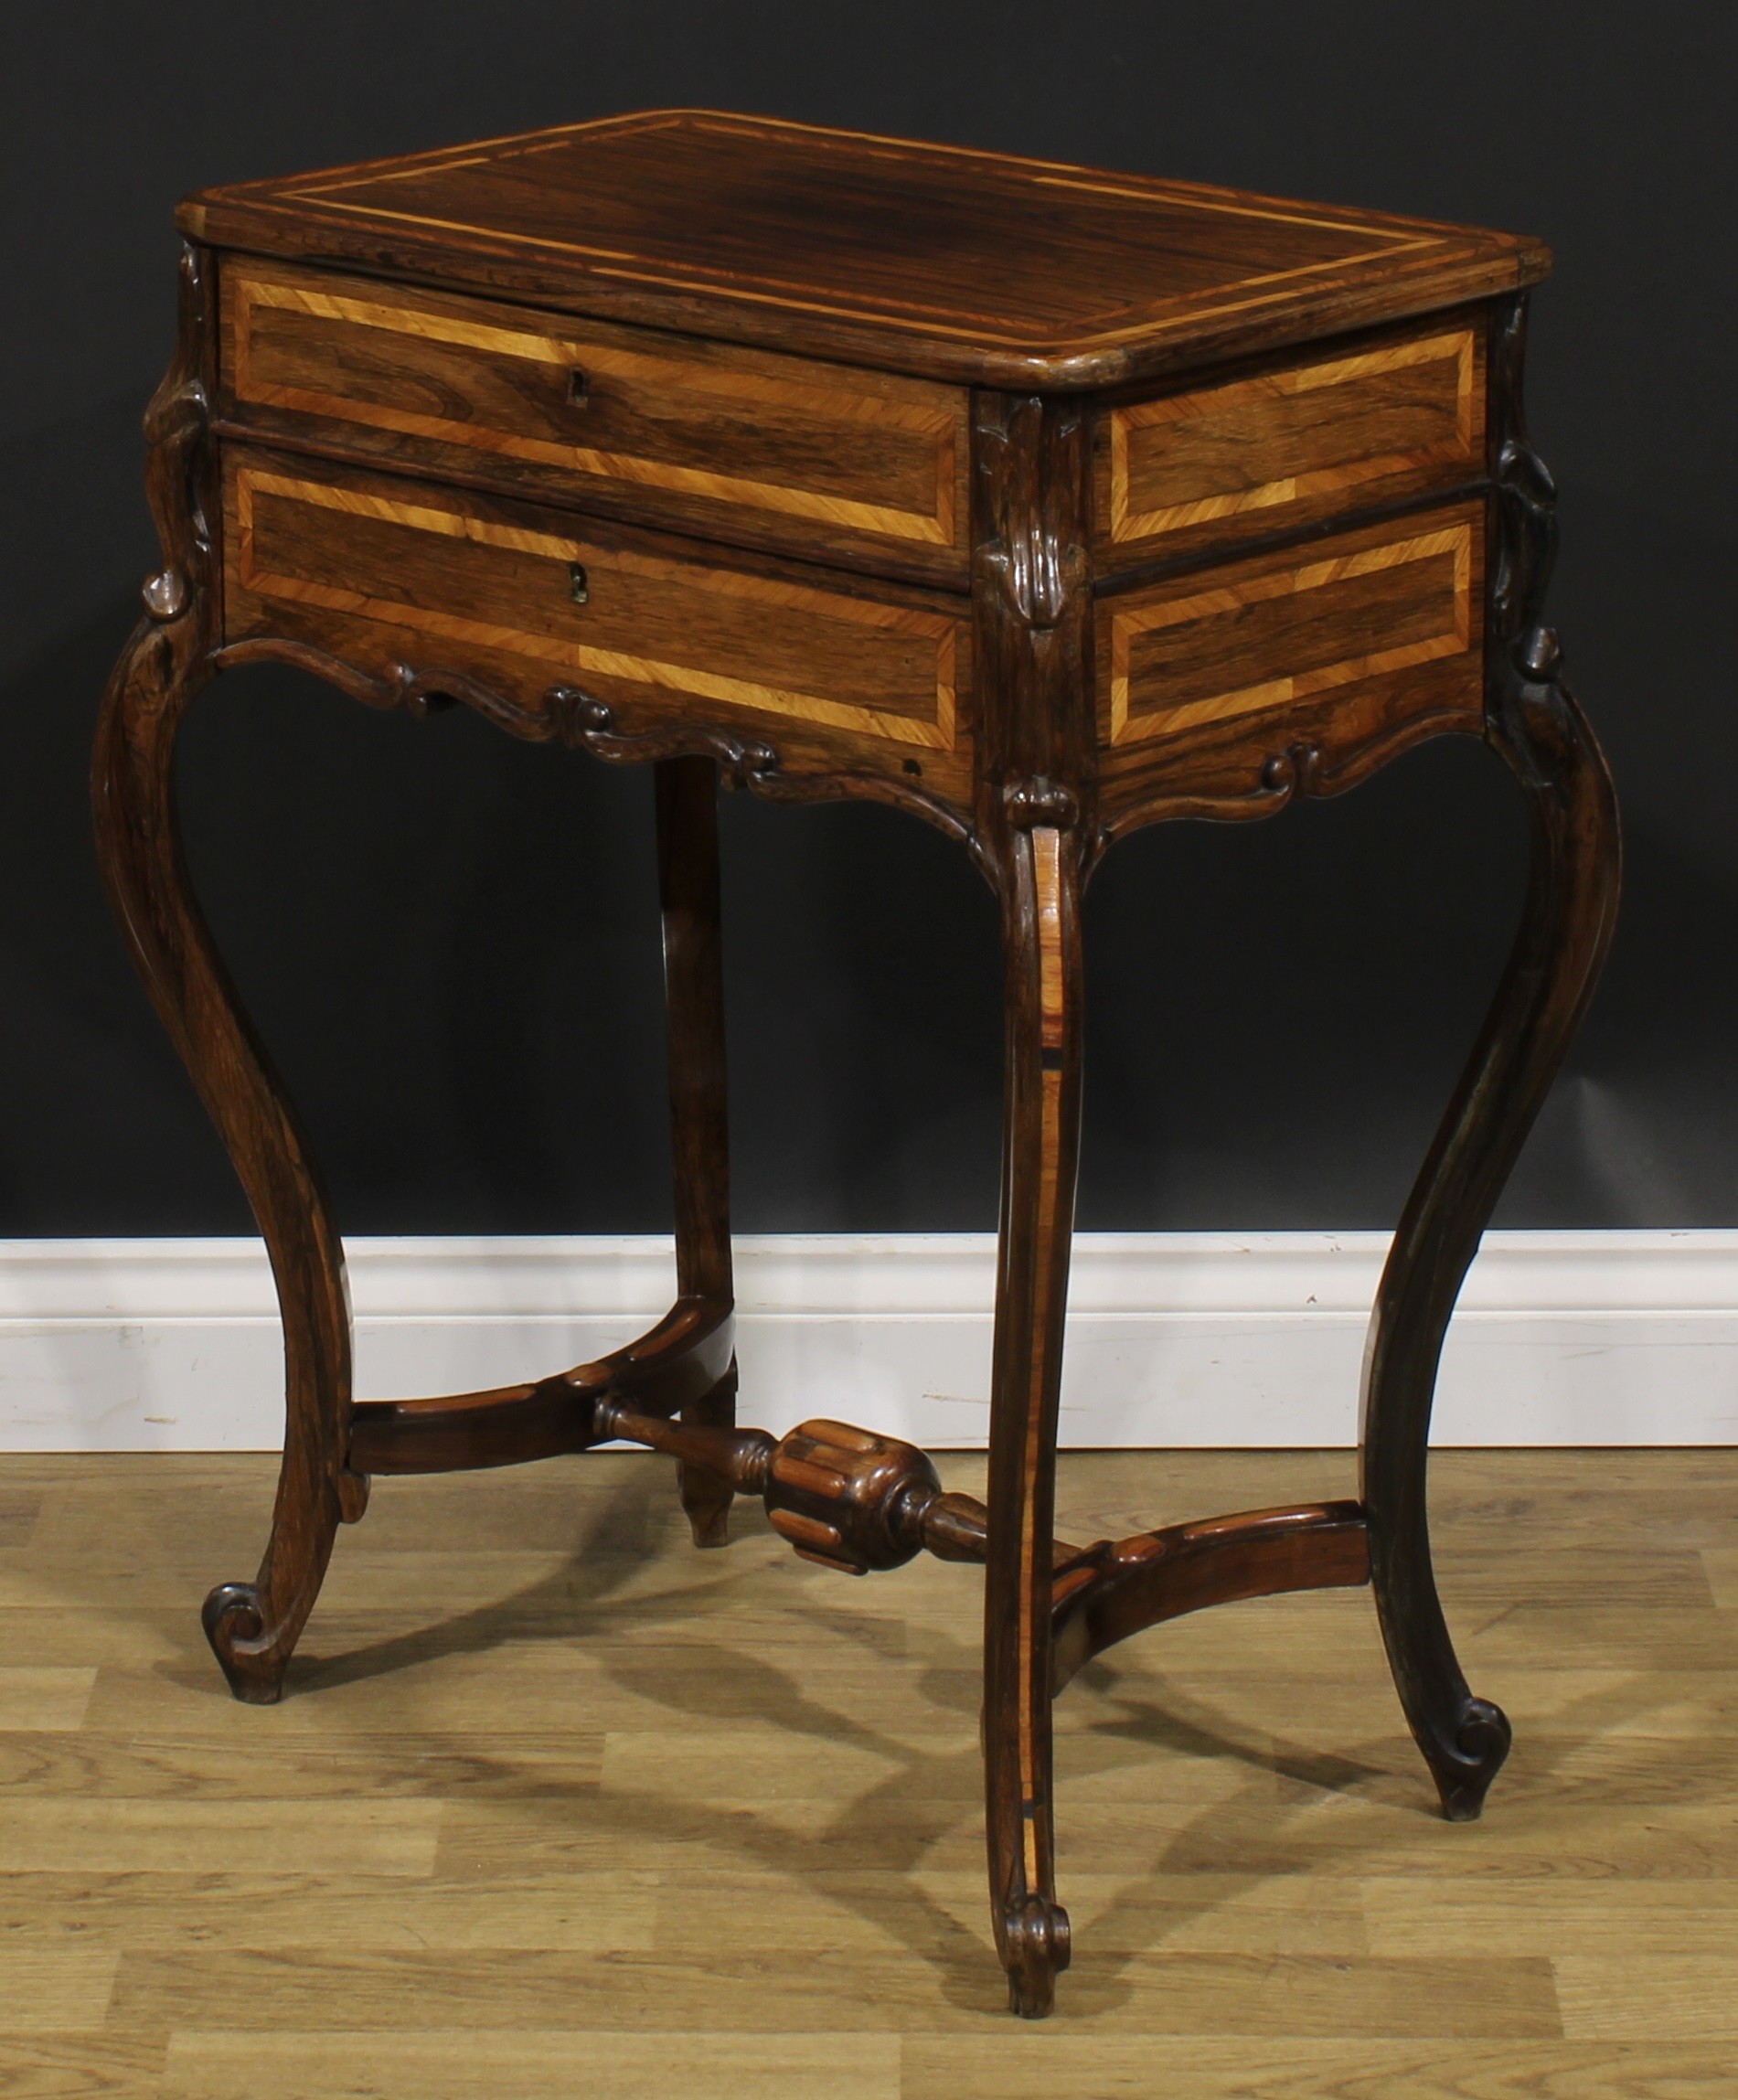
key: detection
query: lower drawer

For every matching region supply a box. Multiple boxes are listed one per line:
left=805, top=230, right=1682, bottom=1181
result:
left=1095, top=498, right=1487, bottom=820
left=219, top=449, right=971, bottom=794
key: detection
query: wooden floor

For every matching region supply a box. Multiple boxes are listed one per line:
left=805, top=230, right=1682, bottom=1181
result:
left=1, top=1448, right=1735, bottom=2096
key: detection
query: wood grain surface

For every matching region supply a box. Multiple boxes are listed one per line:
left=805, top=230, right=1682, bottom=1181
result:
left=2, top=1448, right=1733, bottom=2092
left=1094, top=498, right=1486, bottom=833
left=1104, top=510, right=1477, bottom=749
left=1098, top=315, right=1485, bottom=569
left=221, top=450, right=968, bottom=770
left=221, top=259, right=969, bottom=582
left=179, top=111, right=1548, bottom=389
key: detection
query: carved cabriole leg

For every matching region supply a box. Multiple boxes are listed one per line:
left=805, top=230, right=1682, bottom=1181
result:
left=983, top=824, right=1082, bottom=2015
left=655, top=756, right=738, bottom=1546
left=969, top=388, right=1093, bottom=2019
left=1360, top=293, right=1622, bottom=1818
left=92, top=243, right=361, bottom=1705
left=96, top=631, right=359, bottom=1704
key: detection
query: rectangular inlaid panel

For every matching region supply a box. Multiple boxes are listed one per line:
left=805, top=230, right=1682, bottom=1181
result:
left=1099, top=321, right=1484, bottom=565
left=1102, top=506, right=1480, bottom=751
left=221, top=261, right=969, bottom=572
left=185, top=112, right=1549, bottom=389
left=221, top=453, right=962, bottom=756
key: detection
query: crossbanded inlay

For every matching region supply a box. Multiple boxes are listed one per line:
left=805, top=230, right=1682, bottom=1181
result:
left=228, top=266, right=964, bottom=550
left=1108, top=521, right=1474, bottom=746
left=231, top=465, right=959, bottom=751
left=1109, top=328, right=1478, bottom=547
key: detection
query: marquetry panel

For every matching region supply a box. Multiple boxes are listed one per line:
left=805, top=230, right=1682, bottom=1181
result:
left=1095, top=499, right=1486, bottom=822
left=185, top=112, right=1550, bottom=389
left=1108, top=517, right=1473, bottom=748
left=220, top=261, right=969, bottom=577
left=1097, top=320, right=1484, bottom=568
left=219, top=452, right=966, bottom=771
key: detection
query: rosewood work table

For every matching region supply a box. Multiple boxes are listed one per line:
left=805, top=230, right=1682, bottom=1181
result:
left=96, top=112, right=1620, bottom=2017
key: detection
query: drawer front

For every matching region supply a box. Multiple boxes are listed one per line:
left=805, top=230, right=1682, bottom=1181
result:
left=1098, top=321, right=1484, bottom=567
left=222, top=261, right=969, bottom=576
left=221, top=453, right=967, bottom=779
left=1096, top=501, right=1486, bottom=814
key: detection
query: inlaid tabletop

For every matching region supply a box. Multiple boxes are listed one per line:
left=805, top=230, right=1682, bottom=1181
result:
left=181, top=109, right=1549, bottom=389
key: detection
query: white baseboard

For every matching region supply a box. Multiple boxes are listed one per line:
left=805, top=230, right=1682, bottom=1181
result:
left=1, top=1231, right=1735, bottom=1453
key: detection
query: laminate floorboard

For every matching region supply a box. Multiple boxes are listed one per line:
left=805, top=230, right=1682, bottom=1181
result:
left=0, top=1449, right=1733, bottom=2095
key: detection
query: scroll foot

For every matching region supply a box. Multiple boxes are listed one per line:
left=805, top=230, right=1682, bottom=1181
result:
left=201, top=1583, right=284, bottom=1705
left=1433, top=1698, right=1513, bottom=1822
left=1003, top=1894, right=1072, bottom=2019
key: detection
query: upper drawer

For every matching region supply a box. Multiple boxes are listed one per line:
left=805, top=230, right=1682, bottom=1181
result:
left=219, top=260, right=971, bottom=583
left=1095, top=317, right=1485, bottom=570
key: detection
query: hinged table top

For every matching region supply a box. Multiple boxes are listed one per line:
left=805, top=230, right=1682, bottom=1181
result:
left=181, top=109, right=1549, bottom=390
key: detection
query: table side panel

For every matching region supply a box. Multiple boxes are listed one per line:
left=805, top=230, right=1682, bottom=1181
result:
left=219, top=259, right=971, bottom=586
left=1094, top=315, right=1486, bottom=573
left=1095, top=497, right=1487, bottom=826
left=217, top=446, right=974, bottom=802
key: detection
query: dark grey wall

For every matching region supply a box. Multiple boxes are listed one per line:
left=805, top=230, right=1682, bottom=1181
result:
left=4, top=3, right=1733, bottom=1238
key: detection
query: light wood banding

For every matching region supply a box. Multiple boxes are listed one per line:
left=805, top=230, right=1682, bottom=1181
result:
left=1033, top=829, right=1066, bottom=1052
left=1106, top=517, right=1476, bottom=749
left=222, top=454, right=962, bottom=754
left=186, top=111, right=1551, bottom=389
left=1101, top=322, right=1483, bottom=564
left=223, top=261, right=968, bottom=567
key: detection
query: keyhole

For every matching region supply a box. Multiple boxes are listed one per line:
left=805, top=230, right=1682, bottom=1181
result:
left=569, top=563, right=589, bottom=604
left=568, top=369, right=589, bottom=406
